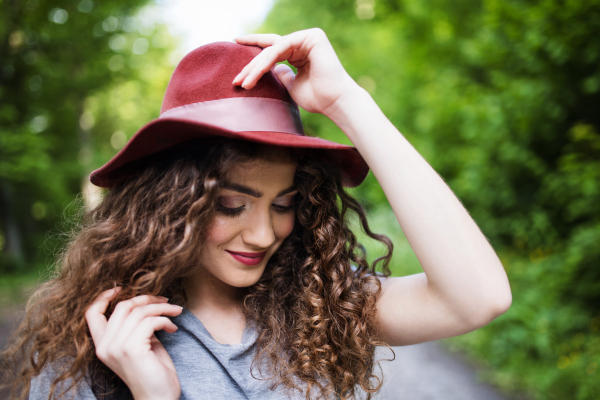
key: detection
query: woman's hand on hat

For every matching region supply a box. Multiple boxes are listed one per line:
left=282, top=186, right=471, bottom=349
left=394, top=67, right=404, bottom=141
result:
left=85, top=288, right=183, bottom=400
left=233, top=28, right=362, bottom=117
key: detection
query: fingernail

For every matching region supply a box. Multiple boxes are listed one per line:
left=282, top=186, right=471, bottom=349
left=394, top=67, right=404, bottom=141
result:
left=158, top=296, right=169, bottom=301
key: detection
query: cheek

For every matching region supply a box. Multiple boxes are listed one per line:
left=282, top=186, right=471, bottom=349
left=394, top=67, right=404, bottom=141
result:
left=205, top=217, right=238, bottom=246
left=275, top=213, right=295, bottom=239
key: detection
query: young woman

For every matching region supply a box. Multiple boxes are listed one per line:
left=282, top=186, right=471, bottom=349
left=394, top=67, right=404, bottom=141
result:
left=4, top=28, right=511, bottom=400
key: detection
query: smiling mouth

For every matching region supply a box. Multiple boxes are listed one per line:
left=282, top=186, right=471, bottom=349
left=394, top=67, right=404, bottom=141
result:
left=225, top=250, right=268, bottom=266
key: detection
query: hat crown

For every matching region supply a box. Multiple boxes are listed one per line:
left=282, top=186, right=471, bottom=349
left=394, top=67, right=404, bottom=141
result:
left=160, top=42, right=295, bottom=114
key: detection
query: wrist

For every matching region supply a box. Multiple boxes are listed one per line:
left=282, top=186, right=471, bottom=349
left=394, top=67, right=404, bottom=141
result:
left=322, top=83, right=372, bottom=128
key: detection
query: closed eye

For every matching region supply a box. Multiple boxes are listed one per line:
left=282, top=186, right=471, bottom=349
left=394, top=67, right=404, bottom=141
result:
left=216, top=203, right=295, bottom=218
left=217, top=204, right=245, bottom=217
left=272, top=204, right=295, bottom=214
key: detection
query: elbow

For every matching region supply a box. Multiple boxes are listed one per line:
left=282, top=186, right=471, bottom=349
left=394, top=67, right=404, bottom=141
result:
left=489, top=289, right=512, bottom=319
left=469, top=287, right=513, bottom=329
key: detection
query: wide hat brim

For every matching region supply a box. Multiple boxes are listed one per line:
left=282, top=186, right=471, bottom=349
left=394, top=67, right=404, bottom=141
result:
left=89, top=116, right=369, bottom=188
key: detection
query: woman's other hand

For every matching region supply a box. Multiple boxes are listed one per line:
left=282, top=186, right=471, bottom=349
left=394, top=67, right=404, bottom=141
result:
left=85, top=288, right=183, bottom=400
left=232, top=28, right=360, bottom=117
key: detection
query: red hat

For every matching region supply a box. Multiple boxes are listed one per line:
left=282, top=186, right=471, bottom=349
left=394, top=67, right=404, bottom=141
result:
left=89, top=41, right=369, bottom=188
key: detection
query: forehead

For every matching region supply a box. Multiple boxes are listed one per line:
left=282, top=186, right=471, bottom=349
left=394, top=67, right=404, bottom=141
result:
left=225, top=156, right=297, bottom=188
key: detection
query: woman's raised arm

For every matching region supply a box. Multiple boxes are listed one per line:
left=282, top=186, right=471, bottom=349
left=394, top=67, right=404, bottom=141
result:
left=234, top=28, right=512, bottom=346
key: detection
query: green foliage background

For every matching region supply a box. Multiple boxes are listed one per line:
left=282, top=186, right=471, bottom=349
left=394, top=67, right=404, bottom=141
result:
left=0, top=0, right=176, bottom=273
left=1, top=0, right=599, bottom=399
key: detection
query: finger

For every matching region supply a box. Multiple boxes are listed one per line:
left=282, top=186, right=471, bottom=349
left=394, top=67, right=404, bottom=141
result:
left=273, top=64, right=296, bottom=92
left=239, top=31, right=313, bottom=89
left=240, top=46, right=294, bottom=89
left=126, top=317, right=179, bottom=349
left=269, top=29, right=322, bottom=64
left=102, top=295, right=169, bottom=344
left=235, top=28, right=322, bottom=89
left=234, top=33, right=281, bottom=48
left=115, top=304, right=183, bottom=345
left=232, top=50, right=269, bottom=85
left=233, top=33, right=302, bottom=87
left=85, top=287, right=121, bottom=345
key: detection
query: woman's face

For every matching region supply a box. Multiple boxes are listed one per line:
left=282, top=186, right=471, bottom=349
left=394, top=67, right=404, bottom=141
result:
left=201, top=156, right=297, bottom=288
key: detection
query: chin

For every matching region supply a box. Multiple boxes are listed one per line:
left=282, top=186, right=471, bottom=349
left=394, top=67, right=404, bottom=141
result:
left=223, top=272, right=264, bottom=288
left=218, top=263, right=267, bottom=288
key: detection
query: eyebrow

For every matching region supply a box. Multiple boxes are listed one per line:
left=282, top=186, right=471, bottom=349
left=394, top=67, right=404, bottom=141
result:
left=222, top=183, right=297, bottom=198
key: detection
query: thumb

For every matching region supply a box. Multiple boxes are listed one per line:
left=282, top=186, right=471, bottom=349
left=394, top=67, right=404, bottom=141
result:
left=273, top=63, right=296, bottom=92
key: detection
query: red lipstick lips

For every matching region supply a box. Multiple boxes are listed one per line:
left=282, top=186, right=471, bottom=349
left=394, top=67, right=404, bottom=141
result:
left=226, top=250, right=267, bottom=266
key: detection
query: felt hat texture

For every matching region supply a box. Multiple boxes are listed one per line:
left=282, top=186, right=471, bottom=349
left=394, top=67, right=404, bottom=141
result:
left=89, top=41, right=369, bottom=188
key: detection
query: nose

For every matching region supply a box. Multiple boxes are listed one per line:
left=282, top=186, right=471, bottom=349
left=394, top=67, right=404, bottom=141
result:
left=241, top=208, right=276, bottom=249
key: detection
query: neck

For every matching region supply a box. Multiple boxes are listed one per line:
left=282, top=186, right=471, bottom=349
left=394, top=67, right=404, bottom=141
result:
left=185, top=268, right=244, bottom=313
left=183, top=268, right=247, bottom=343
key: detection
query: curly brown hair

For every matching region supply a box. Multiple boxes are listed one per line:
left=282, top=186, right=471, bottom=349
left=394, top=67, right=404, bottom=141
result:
left=1, top=139, right=393, bottom=400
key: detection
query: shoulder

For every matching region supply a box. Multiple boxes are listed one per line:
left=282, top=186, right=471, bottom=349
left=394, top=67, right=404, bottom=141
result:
left=29, top=360, right=97, bottom=400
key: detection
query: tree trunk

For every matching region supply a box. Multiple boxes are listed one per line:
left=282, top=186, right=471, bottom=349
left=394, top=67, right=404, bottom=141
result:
left=0, top=183, right=24, bottom=262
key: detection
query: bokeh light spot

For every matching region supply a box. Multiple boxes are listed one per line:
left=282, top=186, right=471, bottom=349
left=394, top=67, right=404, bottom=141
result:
left=110, top=130, right=128, bottom=150
left=557, top=356, right=569, bottom=369
left=28, top=75, right=42, bottom=91
left=356, top=0, right=375, bottom=20
left=29, top=115, right=48, bottom=133
left=48, top=8, right=69, bottom=24
left=79, top=111, right=95, bottom=130
left=103, top=16, right=119, bottom=32
left=109, top=34, right=127, bottom=52
left=357, top=76, right=376, bottom=94
left=9, top=31, right=24, bottom=48
left=123, top=17, right=138, bottom=33
left=132, top=38, right=149, bottom=55
left=138, top=18, right=155, bottom=36
left=31, top=202, right=47, bottom=220
left=77, top=0, right=94, bottom=13
left=108, top=54, right=125, bottom=71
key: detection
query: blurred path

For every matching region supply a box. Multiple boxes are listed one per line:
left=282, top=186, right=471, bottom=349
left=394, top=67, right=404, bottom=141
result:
left=0, top=307, right=23, bottom=349
left=375, top=342, right=511, bottom=400
left=1, top=313, right=511, bottom=400
left=1, top=307, right=24, bottom=399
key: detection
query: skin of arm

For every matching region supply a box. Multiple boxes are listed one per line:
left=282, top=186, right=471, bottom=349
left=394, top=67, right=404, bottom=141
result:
left=325, top=86, right=512, bottom=345
left=234, top=28, right=512, bottom=347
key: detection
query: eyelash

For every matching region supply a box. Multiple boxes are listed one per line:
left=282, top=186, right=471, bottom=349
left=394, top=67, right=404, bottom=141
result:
left=216, top=204, right=295, bottom=218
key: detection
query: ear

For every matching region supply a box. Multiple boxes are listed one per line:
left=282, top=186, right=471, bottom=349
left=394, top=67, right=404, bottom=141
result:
left=273, top=63, right=296, bottom=92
